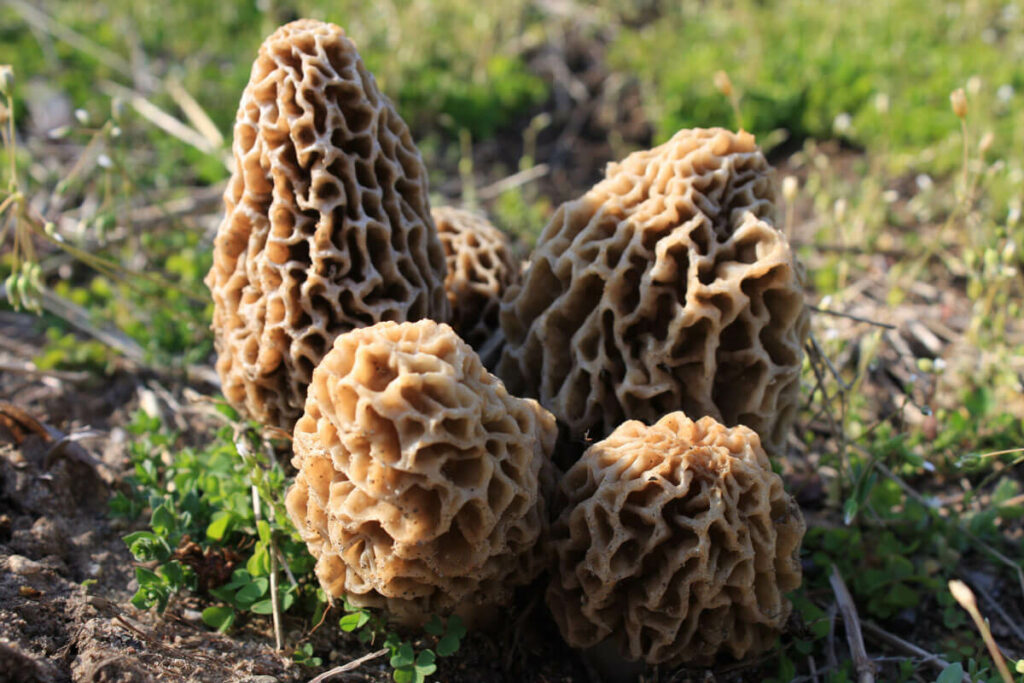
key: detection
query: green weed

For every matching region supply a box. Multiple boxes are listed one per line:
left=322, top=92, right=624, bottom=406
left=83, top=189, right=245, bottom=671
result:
left=111, top=409, right=470, bottom=681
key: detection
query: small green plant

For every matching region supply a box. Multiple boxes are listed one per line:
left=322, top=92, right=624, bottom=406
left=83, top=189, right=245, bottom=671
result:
left=292, top=642, right=323, bottom=668
left=339, top=599, right=466, bottom=683
left=112, top=409, right=472, bottom=680
left=113, top=410, right=318, bottom=631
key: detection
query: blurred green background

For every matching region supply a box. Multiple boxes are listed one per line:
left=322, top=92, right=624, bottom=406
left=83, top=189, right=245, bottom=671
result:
left=2, top=0, right=1022, bottom=375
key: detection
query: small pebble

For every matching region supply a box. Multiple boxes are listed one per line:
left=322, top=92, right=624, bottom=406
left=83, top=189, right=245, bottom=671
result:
left=8, top=555, right=45, bottom=576
left=19, top=585, right=42, bottom=598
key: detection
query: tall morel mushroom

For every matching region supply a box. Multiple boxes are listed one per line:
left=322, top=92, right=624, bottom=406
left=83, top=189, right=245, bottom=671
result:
left=497, top=128, right=809, bottom=454
left=206, top=19, right=449, bottom=430
left=433, top=206, right=520, bottom=352
left=285, top=320, right=556, bottom=626
left=546, top=412, right=805, bottom=666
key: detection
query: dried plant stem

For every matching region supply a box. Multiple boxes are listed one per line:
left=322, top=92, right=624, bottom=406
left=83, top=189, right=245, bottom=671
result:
left=458, top=128, right=476, bottom=208
left=165, top=76, right=224, bottom=149
left=477, top=163, right=549, bottom=200
left=971, top=579, right=1024, bottom=646
left=809, top=305, right=896, bottom=330
left=0, top=359, right=90, bottom=383
left=829, top=565, right=874, bottom=683
left=275, top=546, right=298, bottom=588
left=251, top=484, right=283, bottom=652
left=307, top=648, right=388, bottom=683
left=268, top=536, right=282, bottom=652
left=728, top=92, right=743, bottom=131
left=860, top=621, right=970, bottom=683
left=825, top=602, right=839, bottom=671
left=948, top=580, right=1014, bottom=683
left=960, top=118, right=969, bottom=199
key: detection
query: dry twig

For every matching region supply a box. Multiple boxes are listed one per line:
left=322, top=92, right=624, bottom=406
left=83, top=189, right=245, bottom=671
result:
left=0, top=359, right=91, bottom=383
left=477, top=163, right=550, bottom=200
left=949, top=580, right=1015, bottom=683
left=829, top=565, right=875, bottom=683
left=307, top=648, right=389, bottom=683
left=809, top=305, right=895, bottom=330
left=861, top=621, right=970, bottom=682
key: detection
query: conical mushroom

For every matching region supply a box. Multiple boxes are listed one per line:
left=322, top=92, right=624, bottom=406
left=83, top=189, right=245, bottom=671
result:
left=206, top=19, right=449, bottom=430
left=498, top=128, right=809, bottom=455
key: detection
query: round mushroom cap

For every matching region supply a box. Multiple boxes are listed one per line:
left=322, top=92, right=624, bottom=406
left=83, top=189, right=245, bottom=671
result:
left=546, top=412, right=805, bottom=666
left=285, top=320, right=556, bottom=625
left=497, top=128, right=809, bottom=455
left=434, top=206, right=520, bottom=351
left=206, top=19, right=449, bottom=430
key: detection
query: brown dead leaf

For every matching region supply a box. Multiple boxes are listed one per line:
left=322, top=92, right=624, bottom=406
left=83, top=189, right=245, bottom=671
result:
left=0, top=402, right=53, bottom=446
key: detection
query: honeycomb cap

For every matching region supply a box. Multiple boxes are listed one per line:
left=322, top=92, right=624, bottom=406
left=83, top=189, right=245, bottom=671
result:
left=546, top=412, right=805, bottom=665
left=434, top=206, right=520, bottom=351
left=497, top=128, right=809, bottom=454
left=206, top=19, right=449, bottom=430
left=285, top=320, right=556, bottom=625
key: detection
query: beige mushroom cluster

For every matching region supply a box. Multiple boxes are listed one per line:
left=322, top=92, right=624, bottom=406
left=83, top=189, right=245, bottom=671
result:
left=546, top=412, right=805, bottom=666
left=206, top=19, right=449, bottom=430
left=433, top=206, right=520, bottom=351
left=208, top=18, right=808, bottom=666
left=497, top=128, right=809, bottom=455
left=285, top=320, right=556, bottom=625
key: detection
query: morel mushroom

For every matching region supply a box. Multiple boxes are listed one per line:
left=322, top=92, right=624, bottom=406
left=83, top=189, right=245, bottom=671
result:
left=546, top=412, right=805, bottom=666
left=497, top=128, right=809, bottom=454
left=434, top=206, right=520, bottom=351
left=206, top=19, right=449, bottom=430
left=285, top=320, right=556, bottom=625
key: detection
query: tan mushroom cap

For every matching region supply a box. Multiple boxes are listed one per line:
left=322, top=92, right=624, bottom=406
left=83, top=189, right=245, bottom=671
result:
left=285, top=320, right=556, bottom=626
left=497, top=127, right=809, bottom=455
left=206, top=19, right=449, bottom=430
left=546, top=412, right=805, bottom=665
left=433, top=206, right=520, bottom=351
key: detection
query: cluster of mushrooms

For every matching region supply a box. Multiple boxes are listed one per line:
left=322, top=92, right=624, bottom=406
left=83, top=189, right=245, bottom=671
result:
left=206, top=19, right=810, bottom=670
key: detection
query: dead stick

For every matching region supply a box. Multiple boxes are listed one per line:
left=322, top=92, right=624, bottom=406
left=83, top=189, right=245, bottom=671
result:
left=969, top=573, right=1024, bottom=646
left=809, top=305, right=896, bottom=329
left=829, top=565, right=874, bottom=683
left=477, top=164, right=550, bottom=200
left=250, top=484, right=282, bottom=652
left=861, top=621, right=970, bottom=682
left=308, top=648, right=388, bottom=683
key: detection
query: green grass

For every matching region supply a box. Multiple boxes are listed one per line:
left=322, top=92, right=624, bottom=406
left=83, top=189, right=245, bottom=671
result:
left=610, top=0, right=1024, bottom=170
